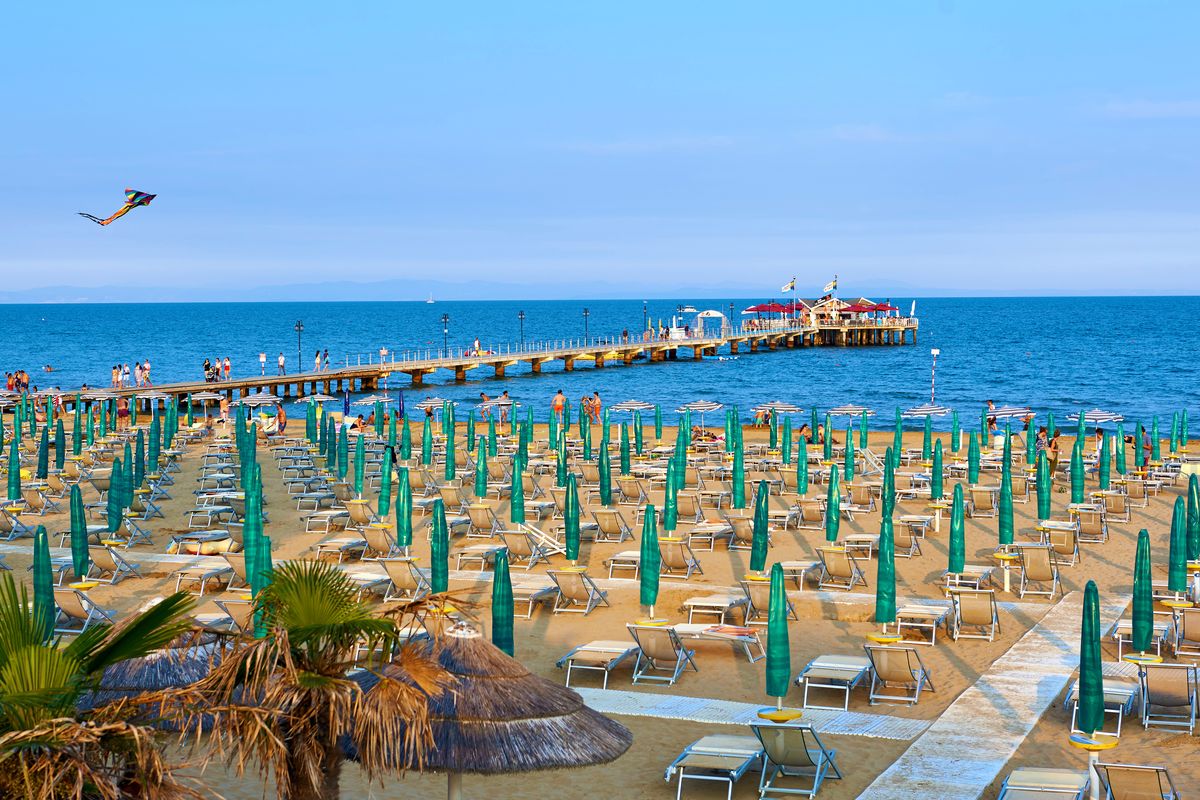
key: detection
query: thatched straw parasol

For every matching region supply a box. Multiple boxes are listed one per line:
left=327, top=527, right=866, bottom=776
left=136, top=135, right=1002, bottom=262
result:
left=78, top=645, right=216, bottom=725
left=349, top=625, right=632, bottom=799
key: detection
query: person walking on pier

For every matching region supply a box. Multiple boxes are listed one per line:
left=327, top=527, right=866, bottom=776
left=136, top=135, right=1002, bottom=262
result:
left=142, top=358, right=152, bottom=387
left=314, top=350, right=321, bottom=372
left=323, top=350, right=330, bottom=372
left=278, top=352, right=286, bottom=375
left=223, top=357, right=232, bottom=381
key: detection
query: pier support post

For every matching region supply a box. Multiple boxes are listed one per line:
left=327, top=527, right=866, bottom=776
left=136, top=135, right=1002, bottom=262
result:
left=563, top=357, right=575, bottom=372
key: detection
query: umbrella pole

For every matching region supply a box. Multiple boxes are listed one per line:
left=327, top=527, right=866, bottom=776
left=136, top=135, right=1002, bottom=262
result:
left=447, top=772, right=462, bottom=800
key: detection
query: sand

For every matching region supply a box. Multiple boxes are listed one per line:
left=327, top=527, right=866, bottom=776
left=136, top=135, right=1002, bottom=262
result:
left=5, top=422, right=1196, bottom=799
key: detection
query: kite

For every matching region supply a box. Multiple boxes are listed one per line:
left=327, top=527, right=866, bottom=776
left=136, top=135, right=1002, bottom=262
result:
left=78, top=189, right=157, bottom=226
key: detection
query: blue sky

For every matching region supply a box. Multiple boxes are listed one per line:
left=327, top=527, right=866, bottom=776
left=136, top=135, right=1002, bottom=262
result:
left=3, top=2, right=1199, bottom=297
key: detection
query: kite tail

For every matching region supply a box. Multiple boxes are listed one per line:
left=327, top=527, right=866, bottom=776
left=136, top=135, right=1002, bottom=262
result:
left=78, top=213, right=109, bottom=225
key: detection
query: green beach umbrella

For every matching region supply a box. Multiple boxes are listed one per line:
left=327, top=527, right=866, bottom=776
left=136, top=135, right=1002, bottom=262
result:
left=951, top=410, right=961, bottom=453
left=931, top=440, right=944, bottom=501
left=978, top=409, right=988, bottom=442
left=1151, top=417, right=1161, bottom=463
left=337, top=425, right=349, bottom=480
left=474, top=438, right=488, bottom=498
left=948, top=483, right=965, bottom=574
left=922, top=416, right=932, bottom=461
left=443, top=409, right=456, bottom=483
left=106, top=456, right=123, bottom=534
left=318, top=411, right=328, bottom=455
left=1169, top=498, right=1188, bottom=594
left=765, top=562, right=791, bottom=705
left=781, top=417, right=792, bottom=465
left=768, top=411, right=778, bottom=450
left=890, top=410, right=901, bottom=467
left=967, top=433, right=980, bottom=485
left=1036, top=452, right=1051, bottom=520
left=396, top=467, right=413, bottom=551
left=430, top=499, right=449, bottom=593
left=797, top=438, right=808, bottom=495
left=1076, top=410, right=1086, bottom=444
left=639, top=506, right=660, bottom=616
left=555, top=446, right=567, bottom=488
left=1047, top=413, right=1056, bottom=439
left=491, top=549, right=514, bottom=656
left=133, top=430, right=145, bottom=489
left=185, top=394, right=194, bottom=427
left=598, top=444, right=612, bottom=506
left=1025, top=423, right=1036, bottom=466
left=875, top=502, right=896, bottom=626
left=654, top=404, right=663, bottom=441
left=378, top=447, right=393, bottom=518
left=354, top=431, right=366, bottom=494
left=724, top=409, right=734, bottom=453
left=247, top=472, right=269, bottom=598
left=1070, top=439, right=1084, bottom=504
left=32, top=526, right=54, bottom=642
left=548, top=408, right=558, bottom=448
left=98, top=401, right=107, bottom=438
left=69, top=485, right=89, bottom=580
left=620, top=423, right=631, bottom=475
left=72, top=404, right=82, bottom=455
left=509, top=458, right=525, bottom=524
left=86, top=407, right=94, bottom=447
left=388, top=412, right=396, bottom=450
left=732, top=437, right=746, bottom=509
left=1003, top=423, right=1012, bottom=465
left=1098, top=433, right=1110, bottom=490
left=1183, top=409, right=1190, bottom=445
left=1077, top=581, right=1104, bottom=735
left=1115, top=424, right=1127, bottom=475
left=823, top=413, right=833, bottom=462
left=583, top=418, right=593, bottom=461
left=1187, top=474, right=1199, bottom=561
left=1132, top=529, right=1153, bottom=654
left=843, top=426, right=855, bottom=481
left=148, top=416, right=160, bottom=474
left=564, top=473, right=581, bottom=563
left=467, top=412, right=476, bottom=451
left=488, top=416, right=498, bottom=456
left=882, top=448, right=895, bottom=519
left=306, top=402, right=317, bottom=444
left=825, top=468, right=840, bottom=542
left=36, top=426, right=48, bottom=480
left=999, top=461, right=1014, bottom=547
left=421, top=416, right=433, bottom=465
left=750, top=480, right=769, bottom=573
left=5, top=439, right=19, bottom=502
left=577, top=403, right=586, bottom=441
left=401, top=416, right=412, bottom=460
left=634, top=411, right=644, bottom=454
left=1170, top=412, right=1179, bottom=454
left=860, top=409, right=869, bottom=450
left=54, top=419, right=65, bottom=471
left=810, top=407, right=819, bottom=436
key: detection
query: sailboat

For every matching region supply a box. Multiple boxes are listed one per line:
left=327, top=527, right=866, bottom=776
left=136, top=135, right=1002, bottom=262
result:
left=426, top=293, right=435, bottom=304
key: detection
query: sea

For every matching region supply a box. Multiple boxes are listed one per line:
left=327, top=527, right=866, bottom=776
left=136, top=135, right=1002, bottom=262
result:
left=2, top=296, right=1196, bottom=430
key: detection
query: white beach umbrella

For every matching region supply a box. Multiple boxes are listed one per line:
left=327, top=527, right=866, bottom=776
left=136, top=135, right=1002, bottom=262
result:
left=828, top=404, right=874, bottom=416
left=1066, top=409, right=1124, bottom=424
left=902, top=404, right=953, bottom=418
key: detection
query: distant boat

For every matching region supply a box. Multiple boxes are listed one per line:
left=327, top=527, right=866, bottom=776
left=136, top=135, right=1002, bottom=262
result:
left=681, top=305, right=698, bottom=313
left=426, top=293, right=435, bottom=304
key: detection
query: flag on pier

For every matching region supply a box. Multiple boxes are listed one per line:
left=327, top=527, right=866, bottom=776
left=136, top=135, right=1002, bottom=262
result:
left=780, top=277, right=795, bottom=293
left=822, top=275, right=838, bottom=294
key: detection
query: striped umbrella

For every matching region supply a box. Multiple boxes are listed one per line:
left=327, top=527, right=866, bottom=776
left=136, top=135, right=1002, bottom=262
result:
left=824, top=468, right=840, bottom=542
left=69, top=485, right=89, bottom=580
left=1066, top=409, right=1124, bottom=424
left=765, top=562, right=791, bottom=707
left=875, top=501, right=896, bottom=627
left=1070, top=440, right=1084, bottom=504
left=1188, top=474, right=1199, bottom=561
left=640, top=506, right=660, bottom=617
left=32, top=526, right=54, bottom=642
left=1132, top=530, right=1153, bottom=654
left=509, top=457, right=525, bottom=525
left=491, top=549, right=514, bottom=656
left=564, top=473, right=581, bottom=564
left=903, top=404, right=952, bottom=418
left=609, top=400, right=655, bottom=413
left=1169, top=498, right=1188, bottom=595
left=396, top=467, right=412, bottom=552
left=1077, top=581, right=1105, bottom=735
left=948, top=483, right=965, bottom=574
left=753, top=400, right=803, bottom=415
left=991, top=405, right=1033, bottom=420
left=796, top=438, right=809, bottom=496
left=430, top=499, right=449, bottom=593
left=378, top=447, right=393, bottom=518
left=931, top=440, right=944, bottom=501
left=750, top=480, right=769, bottom=573
left=827, top=404, right=873, bottom=417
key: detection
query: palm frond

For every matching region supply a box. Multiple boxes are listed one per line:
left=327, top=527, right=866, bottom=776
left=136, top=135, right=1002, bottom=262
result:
left=0, top=646, right=82, bottom=730
left=66, top=593, right=196, bottom=678
left=0, top=575, right=51, bottom=672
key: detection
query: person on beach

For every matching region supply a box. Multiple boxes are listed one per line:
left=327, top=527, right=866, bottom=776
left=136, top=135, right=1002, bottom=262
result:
left=499, top=391, right=510, bottom=423
left=551, top=389, right=566, bottom=422
left=278, top=353, right=286, bottom=375
left=110, top=365, right=118, bottom=388
left=1093, top=427, right=1105, bottom=457
left=203, top=359, right=212, bottom=382
left=479, top=392, right=490, bottom=420
left=985, top=399, right=997, bottom=434
left=590, top=391, right=602, bottom=423
left=815, top=424, right=825, bottom=444
left=223, top=357, right=231, bottom=381
left=219, top=396, right=229, bottom=422
left=798, top=423, right=813, bottom=443
left=116, top=397, right=129, bottom=429
left=1047, top=430, right=1061, bottom=477
left=1035, top=426, right=1048, bottom=462
left=1142, top=427, right=1153, bottom=467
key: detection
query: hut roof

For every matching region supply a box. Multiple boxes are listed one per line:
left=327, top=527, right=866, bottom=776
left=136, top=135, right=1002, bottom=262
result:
left=348, top=627, right=632, bottom=775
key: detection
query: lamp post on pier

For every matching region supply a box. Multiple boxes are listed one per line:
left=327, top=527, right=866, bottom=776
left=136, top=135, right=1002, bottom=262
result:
left=518, top=310, right=525, bottom=346
left=441, top=313, right=450, bottom=355
left=294, top=320, right=304, bottom=374
left=642, top=301, right=648, bottom=333
left=582, top=307, right=590, bottom=342
left=930, top=348, right=941, bottom=403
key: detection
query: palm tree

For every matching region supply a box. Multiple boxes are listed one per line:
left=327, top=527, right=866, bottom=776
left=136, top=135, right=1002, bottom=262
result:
left=0, top=574, right=199, bottom=799
left=158, top=560, right=452, bottom=800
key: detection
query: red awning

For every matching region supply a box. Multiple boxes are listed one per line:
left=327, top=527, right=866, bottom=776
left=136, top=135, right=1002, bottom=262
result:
left=872, top=303, right=898, bottom=312
left=841, top=303, right=875, bottom=313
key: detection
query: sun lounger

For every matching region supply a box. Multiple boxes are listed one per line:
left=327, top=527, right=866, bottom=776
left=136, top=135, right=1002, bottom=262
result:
left=627, top=623, right=699, bottom=685
left=949, top=589, right=1001, bottom=641
left=1018, top=545, right=1063, bottom=599
left=1107, top=618, right=1172, bottom=659
left=547, top=569, right=609, bottom=615
left=664, top=734, right=763, bottom=800
left=1064, top=675, right=1138, bottom=737
left=213, top=598, right=256, bottom=636
left=171, top=562, right=235, bottom=596
left=1172, top=606, right=1200, bottom=658
left=683, top=592, right=750, bottom=625
left=379, top=558, right=431, bottom=602
left=670, top=623, right=765, bottom=663
left=86, top=545, right=142, bottom=584
left=302, top=509, right=350, bottom=534
left=779, top=560, right=822, bottom=591
left=605, top=550, right=641, bottom=579
left=942, top=564, right=995, bottom=590
left=592, top=508, right=634, bottom=543
left=894, top=602, right=952, bottom=645
left=797, top=654, right=873, bottom=711
left=454, top=543, right=505, bottom=571
left=511, top=581, right=558, bottom=618
left=863, top=644, right=934, bottom=705
left=1094, top=763, right=1179, bottom=800
left=1139, top=663, right=1196, bottom=734
left=660, top=538, right=704, bottom=580
left=816, top=547, right=867, bottom=591
left=556, top=640, right=638, bottom=688
left=54, top=587, right=115, bottom=635
left=314, top=534, right=368, bottom=563
left=741, top=578, right=797, bottom=625
left=996, top=767, right=1089, bottom=799
left=345, top=570, right=390, bottom=601
left=750, top=722, right=842, bottom=798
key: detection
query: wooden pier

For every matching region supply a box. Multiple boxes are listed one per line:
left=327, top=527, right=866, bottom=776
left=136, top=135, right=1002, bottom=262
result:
left=100, top=319, right=918, bottom=406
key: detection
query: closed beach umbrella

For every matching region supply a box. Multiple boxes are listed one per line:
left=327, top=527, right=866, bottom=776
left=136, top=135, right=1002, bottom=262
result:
left=860, top=409, right=869, bottom=450
left=1077, top=581, right=1105, bottom=735
left=69, top=485, right=89, bottom=580
left=768, top=410, right=778, bottom=450
left=1003, top=423, right=1012, bottom=464
left=891, top=412, right=902, bottom=468
left=724, top=409, right=733, bottom=453
left=1036, top=452, right=1051, bottom=520
left=619, top=424, right=631, bottom=475
left=582, top=418, right=592, bottom=461
left=1151, top=417, right=1161, bottom=462
left=875, top=503, right=896, bottom=626
left=86, top=407, right=94, bottom=447
left=980, top=408, right=988, bottom=442
left=421, top=416, right=432, bottom=465
left=1076, top=409, right=1086, bottom=443
left=564, top=473, right=581, bottom=563
left=378, top=447, right=393, bottom=518
left=1132, top=529, right=1153, bottom=654
left=492, top=549, right=514, bottom=657
left=474, top=439, right=488, bottom=498
left=931, top=440, right=944, bottom=501
left=337, top=425, right=349, bottom=480
left=1098, top=433, right=1111, bottom=490
left=396, top=467, right=413, bottom=551
left=1169, top=498, right=1188, bottom=594
left=639, top=507, right=660, bottom=616
left=32, top=526, right=54, bottom=642
left=122, top=442, right=134, bottom=507
left=6, top=438, right=20, bottom=501
left=1047, top=412, right=1056, bottom=438
left=654, top=404, right=663, bottom=442
left=810, top=407, right=819, bottom=436
left=1070, top=439, right=1084, bottom=504
left=823, top=413, right=833, bottom=462
left=353, top=433, right=365, bottom=495
left=797, top=438, right=808, bottom=495
left=430, top=499, right=449, bottom=593
left=185, top=394, right=194, bottom=427
left=951, top=410, right=961, bottom=454
left=765, top=562, right=791, bottom=705
left=388, top=413, right=397, bottom=450
left=106, top=457, right=123, bottom=534
left=555, top=446, right=567, bottom=488
left=36, top=426, right=48, bottom=479
left=509, top=458, right=525, bottom=525
left=882, top=448, right=895, bottom=519
left=948, top=483, right=965, bottom=574
left=999, top=461, right=1014, bottom=547
left=1183, top=409, right=1190, bottom=446
left=732, top=437, right=746, bottom=509
left=843, top=426, right=854, bottom=481
left=401, top=416, right=412, bottom=460
left=148, top=416, right=160, bottom=474
left=443, top=411, right=456, bottom=482
left=1025, top=423, right=1036, bottom=466
left=1115, top=424, right=1127, bottom=475
left=488, top=416, right=498, bottom=457
left=750, top=480, right=769, bottom=573
left=548, top=407, right=558, bottom=446
left=467, top=411, right=476, bottom=451
left=72, top=404, right=82, bottom=455
left=1187, top=474, right=1199, bottom=561
left=598, top=444, right=612, bottom=506
left=1170, top=412, right=1179, bottom=454
left=247, top=473, right=269, bottom=598
left=825, top=468, right=840, bottom=542
left=634, top=411, right=644, bottom=455
left=307, top=402, right=317, bottom=444
left=922, top=416, right=932, bottom=461
left=781, top=417, right=792, bottom=465
left=318, top=412, right=328, bottom=455
left=967, top=433, right=980, bottom=485
left=54, top=419, right=65, bottom=471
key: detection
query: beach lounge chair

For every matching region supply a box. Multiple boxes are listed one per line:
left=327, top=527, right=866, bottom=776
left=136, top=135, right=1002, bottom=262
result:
left=465, top=504, right=503, bottom=538
left=1140, top=663, right=1196, bottom=733
left=1049, top=526, right=1080, bottom=567
left=1064, top=674, right=1138, bottom=737
left=741, top=577, right=797, bottom=625
left=664, top=734, right=763, bottom=800
left=301, top=508, right=349, bottom=533
left=893, top=519, right=922, bottom=558
left=1075, top=509, right=1107, bottom=544
left=344, top=499, right=376, bottom=531
left=345, top=570, right=390, bottom=601
left=213, top=599, right=256, bottom=636
left=894, top=602, right=953, bottom=645
left=1094, top=763, right=1179, bottom=800
left=500, top=529, right=552, bottom=570
left=1172, top=606, right=1200, bottom=658
left=86, top=545, right=142, bottom=584
left=659, top=538, right=704, bottom=580
left=949, top=589, right=1001, bottom=641
left=722, top=514, right=769, bottom=552
left=380, top=558, right=431, bottom=602
left=627, top=623, right=698, bottom=685
left=54, top=588, right=115, bottom=635
left=1102, top=491, right=1131, bottom=523
left=438, top=485, right=470, bottom=514
left=816, top=547, right=867, bottom=592
left=222, top=552, right=249, bottom=589
left=556, top=640, right=638, bottom=688
left=454, top=542, right=505, bottom=571
left=22, top=486, right=62, bottom=515
left=512, top=581, right=558, bottom=618
left=1125, top=479, right=1150, bottom=508
left=698, top=479, right=732, bottom=509
left=863, top=644, right=934, bottom=705
left=797, top=654, right=872, bottom=711
left=171, top=562, right=235, bottom=596
left=603, top=549, right=641, bottom=579
left=591, top=508, right=634, bottom=543
left=1018, top=545, right=1063, bottom=599
left=779, top=560, right=822, bottom=591
left=845, top=484, right=876, bottom=516
left=361, top=524, right=402, bottom=560
left=314, top=532, right=368, bottom=562
left=967, top=486, right=997, bottom=518
left=616, top=476, right=649, bottom=506
left=676, top=491, right=705, bottom=524
left=683, top=592, right=750, bottom=625
left=547, top=569, right=609, bottom=615
left=751, top=722, right=842, bottom=798
left=996, top=768, right=1089, bottom=800
left=794, top=499, right=825, bottom=531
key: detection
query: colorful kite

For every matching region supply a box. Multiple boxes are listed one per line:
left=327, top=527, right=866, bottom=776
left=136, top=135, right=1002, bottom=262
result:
left=79, top=189, right=157, bottom=226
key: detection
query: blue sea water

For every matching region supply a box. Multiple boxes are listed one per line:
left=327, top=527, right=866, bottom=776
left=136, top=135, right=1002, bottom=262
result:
left=1, top=297, right=1197, bottom=429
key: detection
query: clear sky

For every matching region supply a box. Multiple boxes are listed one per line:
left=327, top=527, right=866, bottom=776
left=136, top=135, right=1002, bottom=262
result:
left=3, top=2, right=1199, bottom=298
